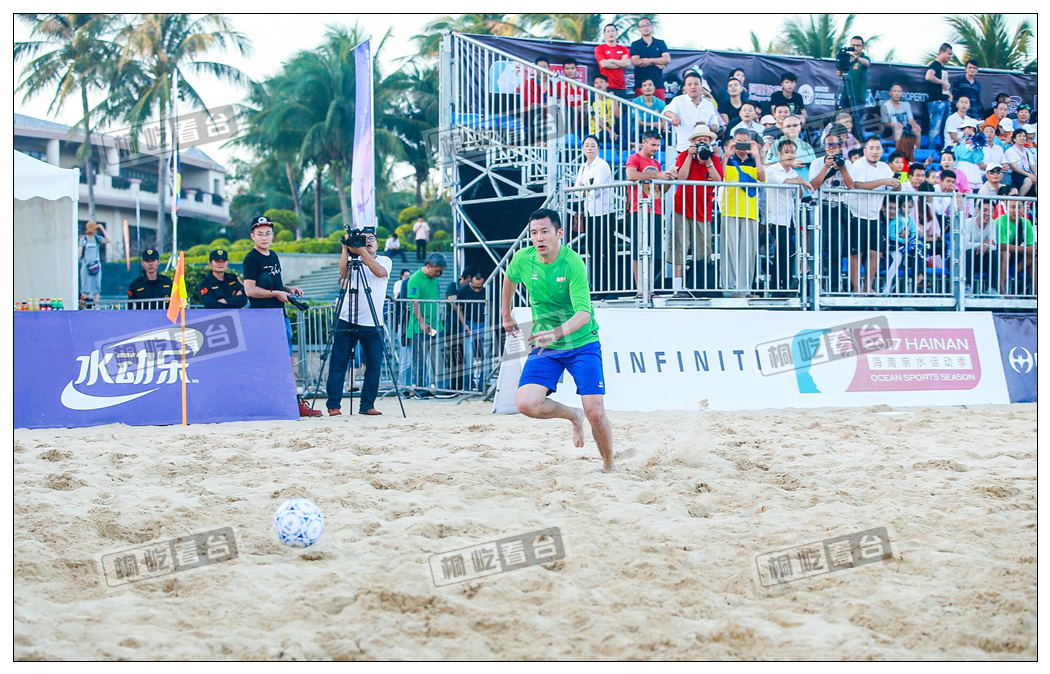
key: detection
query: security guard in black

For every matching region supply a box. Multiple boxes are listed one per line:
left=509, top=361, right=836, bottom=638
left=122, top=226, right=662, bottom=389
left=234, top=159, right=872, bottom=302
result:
left=197, top=248, right=247, bottom=308
left=128, top=248, right=173, bottom=309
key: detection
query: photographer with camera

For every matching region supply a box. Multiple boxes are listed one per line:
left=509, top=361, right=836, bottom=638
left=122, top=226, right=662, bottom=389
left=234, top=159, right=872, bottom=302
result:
left=324, top=227, right=391, bottom=416
left=242, top=215, right=317, bottom=417
left=836, top=36, right=870, bottom=124
left=809, top=125, right=855, bottom=293
left=671, top=124, right=723, bottom=298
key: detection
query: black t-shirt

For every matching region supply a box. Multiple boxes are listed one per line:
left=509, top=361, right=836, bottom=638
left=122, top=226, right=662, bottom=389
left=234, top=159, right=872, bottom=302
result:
left=926, top=61, right=948, bottom=101
left=720, top=98, right=745, bottom=133
left=769, top=91, right=805, bottom=117
left=629, top=37, right=669, bottom=91
left=456, top=284, right=485, bottom=325
left=242, top=248, right=286, bottom=309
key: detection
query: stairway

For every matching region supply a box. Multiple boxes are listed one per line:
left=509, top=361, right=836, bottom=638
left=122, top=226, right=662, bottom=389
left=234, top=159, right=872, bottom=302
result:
left=290, top=256, right=462, bottom=303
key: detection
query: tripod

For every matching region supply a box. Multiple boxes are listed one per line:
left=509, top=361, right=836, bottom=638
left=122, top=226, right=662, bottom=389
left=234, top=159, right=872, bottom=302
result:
left=307, top=250, right=406, bottom=418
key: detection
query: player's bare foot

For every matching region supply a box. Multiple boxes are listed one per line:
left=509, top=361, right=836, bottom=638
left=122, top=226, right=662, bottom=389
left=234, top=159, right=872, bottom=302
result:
left=602, top=461, right=615, bottom=473
left=571, top=409, right=586, bottom=448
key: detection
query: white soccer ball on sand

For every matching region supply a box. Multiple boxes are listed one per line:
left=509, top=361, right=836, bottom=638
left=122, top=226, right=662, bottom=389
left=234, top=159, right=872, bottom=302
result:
left=273, top=498, right=325, bottom=548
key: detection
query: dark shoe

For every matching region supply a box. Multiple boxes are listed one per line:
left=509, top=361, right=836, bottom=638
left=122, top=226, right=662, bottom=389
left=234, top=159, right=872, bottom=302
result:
left=327, top=408, right=342, bottom=416
left=362, top=408, right=382, bottom=416
left=298, top=398, right=322, bottom=417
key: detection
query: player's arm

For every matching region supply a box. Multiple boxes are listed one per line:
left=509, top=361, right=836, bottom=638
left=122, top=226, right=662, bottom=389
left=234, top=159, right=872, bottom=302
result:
left=501, top=274, right=520, bottom=335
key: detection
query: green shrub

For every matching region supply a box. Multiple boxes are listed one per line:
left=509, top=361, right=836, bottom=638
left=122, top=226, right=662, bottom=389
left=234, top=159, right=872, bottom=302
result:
left=209, top=237, right=231, bottom=249
left=264, top=208, right=301, bottom=235
left=186, top=244, right=211, bottom=258
left=398, top=206, right=426, bottom=225
left=275, top=230, right=295, bottom=242
left=231, top=238, right=254, bottom=251
left=376, top=226, right=390, bottom=241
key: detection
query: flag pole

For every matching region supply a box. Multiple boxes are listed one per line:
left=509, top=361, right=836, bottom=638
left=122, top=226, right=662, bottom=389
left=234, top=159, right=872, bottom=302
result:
left=179, top=251, right=187, bottom=426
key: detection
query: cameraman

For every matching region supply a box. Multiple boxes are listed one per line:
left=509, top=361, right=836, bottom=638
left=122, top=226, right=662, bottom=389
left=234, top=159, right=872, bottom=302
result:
left=671, top=124, right=723, bottom=297
left=808, top=126, right=855, bottom=293
left=242, top=215, right=317, bottom=417
left=836, top=36, right=870, bottom=123
left=325, top=228, right=391, bottom=416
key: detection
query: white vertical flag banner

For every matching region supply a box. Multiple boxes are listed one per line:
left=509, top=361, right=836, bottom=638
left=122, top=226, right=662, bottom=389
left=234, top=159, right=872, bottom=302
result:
left=169, top=72, right=180, bottom=258
left=350, top=40, right=377, bottom=229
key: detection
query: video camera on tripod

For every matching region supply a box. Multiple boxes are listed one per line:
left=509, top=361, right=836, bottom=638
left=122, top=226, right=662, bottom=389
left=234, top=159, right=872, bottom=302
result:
left=835, top=46, right=854, bottom=73
left=341, top=223, right=374, bottom=252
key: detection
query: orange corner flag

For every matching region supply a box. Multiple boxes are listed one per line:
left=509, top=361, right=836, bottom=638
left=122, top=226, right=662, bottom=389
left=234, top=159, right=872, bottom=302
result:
left=166, top=252, right=188, bottom=324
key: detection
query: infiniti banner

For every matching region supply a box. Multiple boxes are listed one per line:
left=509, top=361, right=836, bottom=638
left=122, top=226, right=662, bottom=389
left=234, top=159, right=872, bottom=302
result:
left=14, top=310, right=299, bottom=429
left=992, top=313, right=1037, bottom=403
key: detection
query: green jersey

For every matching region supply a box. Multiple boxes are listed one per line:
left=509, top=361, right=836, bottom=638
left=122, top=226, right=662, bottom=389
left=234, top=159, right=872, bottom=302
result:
left=406, top=269, right=443, bottom=337
left=994, top=214, right=1035, bottom=246
left=506, top=245, right=599, bottom=350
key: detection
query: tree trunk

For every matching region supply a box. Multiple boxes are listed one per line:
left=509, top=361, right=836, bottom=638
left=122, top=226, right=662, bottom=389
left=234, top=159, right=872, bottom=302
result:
left=313, top=169, right=323, bottom=238
left=334, top=163, right=350, bottom=228
left=157, top=125, right=168, bottom=254
left=284, top=159, right=304, bottom=239
left=81, top=87, right=97, bottom=223
left=415, top=170, right=424, bottom=208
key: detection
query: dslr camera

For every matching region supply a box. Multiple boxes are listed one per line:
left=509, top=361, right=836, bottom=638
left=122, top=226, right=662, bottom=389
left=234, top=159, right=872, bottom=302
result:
left=832, top=154, right=846, bottom=168
left=693, top=141, right=713, bottom=162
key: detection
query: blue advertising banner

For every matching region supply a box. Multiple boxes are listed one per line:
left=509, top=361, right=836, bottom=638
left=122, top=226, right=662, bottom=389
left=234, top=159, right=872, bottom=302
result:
left=992, top=313, right=1037, bottom=403
left=14, top=309, right=299, bottom=429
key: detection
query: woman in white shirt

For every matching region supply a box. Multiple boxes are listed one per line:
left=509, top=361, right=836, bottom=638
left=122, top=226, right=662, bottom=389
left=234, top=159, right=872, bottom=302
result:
left=574, top=134, right=617, bottom=294
left=1005, top=129, right=1037, bottom=195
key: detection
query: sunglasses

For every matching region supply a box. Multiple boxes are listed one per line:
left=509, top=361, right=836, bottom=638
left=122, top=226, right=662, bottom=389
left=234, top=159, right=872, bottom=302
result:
left=825, top=142, right=842, bottom=148
left=988, top=168, right=1003, bottom=173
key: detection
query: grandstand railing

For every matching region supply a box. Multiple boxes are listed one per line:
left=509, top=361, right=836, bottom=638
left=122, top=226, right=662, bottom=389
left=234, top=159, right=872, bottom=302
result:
left=444, top=32, right=678, bottom=194
left=564, top=179, right=810, bottom=306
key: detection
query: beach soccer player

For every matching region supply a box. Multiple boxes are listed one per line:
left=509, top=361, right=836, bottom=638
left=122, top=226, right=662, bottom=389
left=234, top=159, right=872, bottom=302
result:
left=501, top=208, right=614, bottom=472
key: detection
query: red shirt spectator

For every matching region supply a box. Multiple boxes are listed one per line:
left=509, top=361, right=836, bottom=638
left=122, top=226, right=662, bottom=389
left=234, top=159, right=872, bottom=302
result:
left=674, top=152, right=723, bottom=221
left=521, top=74, right=551, bottom=110
left=594, top=42, right=630, bottom=91
left=626, top=152, right=664, bottom=214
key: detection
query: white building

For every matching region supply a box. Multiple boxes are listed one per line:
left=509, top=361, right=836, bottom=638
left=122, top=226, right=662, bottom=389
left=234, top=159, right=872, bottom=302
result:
left=14, top=113, right=230, bottom=260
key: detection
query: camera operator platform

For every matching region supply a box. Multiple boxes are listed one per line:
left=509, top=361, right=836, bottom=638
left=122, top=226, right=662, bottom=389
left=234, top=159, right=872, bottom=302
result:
left=310, top=226, right=406, bottom=418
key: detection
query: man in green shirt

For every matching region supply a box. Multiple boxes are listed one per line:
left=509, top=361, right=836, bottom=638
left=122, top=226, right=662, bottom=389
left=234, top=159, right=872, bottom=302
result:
left=502, top=208, right=614, bottom=472
left=995, top=201, right=1037, bottom=295
left=407, top=253, right=446, bottom=396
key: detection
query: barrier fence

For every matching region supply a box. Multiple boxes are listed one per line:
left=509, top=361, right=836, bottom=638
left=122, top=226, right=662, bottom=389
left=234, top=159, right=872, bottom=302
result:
left=558, top=181, right=1035, bottom=310
left=293, top=296, right=496, bottom=400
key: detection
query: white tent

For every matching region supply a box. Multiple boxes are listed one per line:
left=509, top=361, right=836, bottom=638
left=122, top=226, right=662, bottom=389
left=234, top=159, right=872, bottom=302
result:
left=14, top=150, right=80, bottom=308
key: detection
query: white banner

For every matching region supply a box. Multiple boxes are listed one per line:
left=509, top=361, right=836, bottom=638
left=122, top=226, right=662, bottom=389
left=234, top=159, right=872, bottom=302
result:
left=494, top=309, right=1010, bottom=412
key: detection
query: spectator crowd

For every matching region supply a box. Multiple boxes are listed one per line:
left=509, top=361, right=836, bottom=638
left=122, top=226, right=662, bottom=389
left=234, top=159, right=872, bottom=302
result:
left=514, top=23, right=1037, bottom=299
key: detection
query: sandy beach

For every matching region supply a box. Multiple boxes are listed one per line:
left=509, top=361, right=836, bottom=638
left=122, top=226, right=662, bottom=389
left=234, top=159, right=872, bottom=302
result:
left=14, top=400, right=1036, bottom=660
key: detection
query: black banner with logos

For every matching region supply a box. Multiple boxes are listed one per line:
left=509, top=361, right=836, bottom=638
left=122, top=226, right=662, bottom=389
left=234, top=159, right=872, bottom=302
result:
left=466, top=33, right=1036, bottom=129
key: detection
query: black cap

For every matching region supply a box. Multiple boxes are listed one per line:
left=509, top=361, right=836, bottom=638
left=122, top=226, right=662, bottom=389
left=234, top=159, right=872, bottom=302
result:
left=210, top=249, right=229, bottom=261
left=142, top=248, right=159, bottom=260
left=250, top=215, right=274, bottom=230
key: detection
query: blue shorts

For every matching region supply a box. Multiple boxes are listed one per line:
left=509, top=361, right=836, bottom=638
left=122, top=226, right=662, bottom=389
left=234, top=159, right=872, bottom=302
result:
left=518, top=341, right=605, bottom=396
left=284, top=316, right=294, bottom=357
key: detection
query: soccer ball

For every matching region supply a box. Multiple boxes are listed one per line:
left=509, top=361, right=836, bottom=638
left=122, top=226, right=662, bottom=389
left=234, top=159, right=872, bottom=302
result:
left=273, top=498, right=325, bottom=548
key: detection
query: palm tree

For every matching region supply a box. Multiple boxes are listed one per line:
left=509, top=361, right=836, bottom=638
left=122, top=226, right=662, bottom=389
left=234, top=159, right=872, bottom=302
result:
left=107, top=14, right=252, bottom=253
left=741, top=29, right=789, bottom=55
left=384, top=62, right=439, bottom=208
left=15, top=14, right=120, bottom=222
left=926, top=14, right=1034, bottom=71
left=280, top=24, right=402, bottom=234
left=230, top=78, right=308, bottom=236
left=414, top=14, right=524, bottom=58
left=780, top=14, right=880, bottom=59
left=515, top=13, right=653, bottom=43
